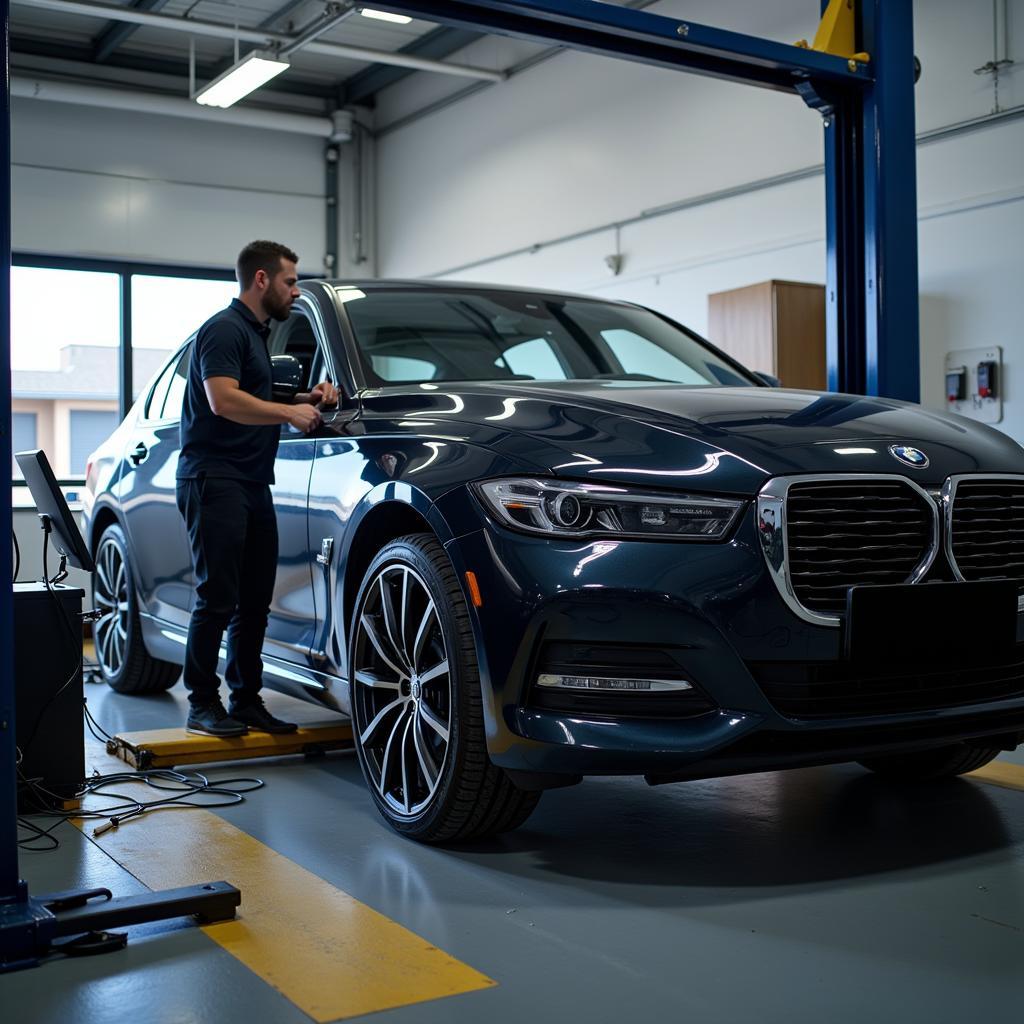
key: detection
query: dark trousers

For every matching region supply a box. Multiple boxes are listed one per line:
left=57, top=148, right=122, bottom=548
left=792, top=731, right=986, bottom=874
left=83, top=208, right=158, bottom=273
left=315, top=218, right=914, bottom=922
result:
left=176, top=476, right=278, bottom=709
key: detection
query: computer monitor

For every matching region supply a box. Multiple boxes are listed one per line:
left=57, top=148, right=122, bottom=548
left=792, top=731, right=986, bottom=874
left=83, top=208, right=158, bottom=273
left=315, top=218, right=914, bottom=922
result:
left=15, top=449, right=95, bottom=573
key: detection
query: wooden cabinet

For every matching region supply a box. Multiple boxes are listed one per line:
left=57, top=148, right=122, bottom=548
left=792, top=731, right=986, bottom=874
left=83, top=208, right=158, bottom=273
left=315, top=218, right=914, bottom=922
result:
left=707, top=280, right=826, bottom=390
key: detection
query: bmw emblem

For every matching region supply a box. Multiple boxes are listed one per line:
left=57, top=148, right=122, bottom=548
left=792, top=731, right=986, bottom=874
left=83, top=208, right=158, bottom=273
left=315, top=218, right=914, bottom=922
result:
left=889, top=445, right=929, bottom=469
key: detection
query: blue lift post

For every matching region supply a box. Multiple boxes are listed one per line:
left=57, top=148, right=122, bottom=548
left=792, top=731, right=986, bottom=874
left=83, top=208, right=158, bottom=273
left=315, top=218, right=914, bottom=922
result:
left=369, top=0, right=921, bottom=402
left=0, top=0, right=920, bottom=968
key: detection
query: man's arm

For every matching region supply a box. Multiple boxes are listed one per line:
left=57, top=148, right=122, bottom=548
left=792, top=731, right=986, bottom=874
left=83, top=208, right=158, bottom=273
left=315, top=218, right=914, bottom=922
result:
left=204, top=377, right=321, bottom=432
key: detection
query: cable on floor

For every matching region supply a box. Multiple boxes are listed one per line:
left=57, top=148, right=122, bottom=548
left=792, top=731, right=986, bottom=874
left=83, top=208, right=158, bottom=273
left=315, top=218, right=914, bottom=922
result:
left=17, top=700, right=265, bottom=851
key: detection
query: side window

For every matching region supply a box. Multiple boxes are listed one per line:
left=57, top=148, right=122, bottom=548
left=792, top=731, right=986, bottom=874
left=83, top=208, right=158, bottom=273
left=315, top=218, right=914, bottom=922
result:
left=269, top=310, right=319, bottom=392
left=601, top=329, right=712, bottom=385
left=499, top=337, right=567, bottom=379
left=145, top=354, right=178, bottom=420
left=161, top=347, right=191, bottom=421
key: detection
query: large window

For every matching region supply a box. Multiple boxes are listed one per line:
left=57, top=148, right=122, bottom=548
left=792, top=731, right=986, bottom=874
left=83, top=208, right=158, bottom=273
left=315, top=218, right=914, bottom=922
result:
left=10, top=257, right=234, bottom=503
left=10, top=266, right=121, bottom=488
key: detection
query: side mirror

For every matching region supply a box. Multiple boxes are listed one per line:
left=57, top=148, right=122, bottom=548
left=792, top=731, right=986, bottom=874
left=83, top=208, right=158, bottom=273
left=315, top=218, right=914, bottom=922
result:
left=754, top=371, right=782, bottom=388
left=271, top=355, right=303, bottom=401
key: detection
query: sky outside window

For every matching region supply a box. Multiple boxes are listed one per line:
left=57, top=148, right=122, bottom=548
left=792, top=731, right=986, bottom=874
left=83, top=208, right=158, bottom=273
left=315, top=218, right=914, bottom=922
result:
left=131, top=275, right=237, bottom=397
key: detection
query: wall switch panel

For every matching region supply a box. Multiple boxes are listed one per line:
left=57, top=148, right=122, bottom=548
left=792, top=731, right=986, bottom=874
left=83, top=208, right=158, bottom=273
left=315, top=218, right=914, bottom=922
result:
left=944, top=346, right=1003, bottom=423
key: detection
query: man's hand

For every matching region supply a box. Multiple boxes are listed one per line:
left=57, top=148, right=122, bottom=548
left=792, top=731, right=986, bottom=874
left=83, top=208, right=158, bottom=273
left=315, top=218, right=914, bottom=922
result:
left=287, top=404, right=321, bottom=433
left=308, top=380, right=340, bottom=407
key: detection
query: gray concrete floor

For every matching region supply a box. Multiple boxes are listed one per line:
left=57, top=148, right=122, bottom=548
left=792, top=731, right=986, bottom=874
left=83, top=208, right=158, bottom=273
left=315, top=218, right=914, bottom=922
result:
left=6, top=677, right=1024, bottom=1024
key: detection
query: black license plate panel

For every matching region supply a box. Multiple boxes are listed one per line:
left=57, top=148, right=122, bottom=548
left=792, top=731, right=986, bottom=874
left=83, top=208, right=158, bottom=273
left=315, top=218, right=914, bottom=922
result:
left=845, top=581, right=1020, bottom=663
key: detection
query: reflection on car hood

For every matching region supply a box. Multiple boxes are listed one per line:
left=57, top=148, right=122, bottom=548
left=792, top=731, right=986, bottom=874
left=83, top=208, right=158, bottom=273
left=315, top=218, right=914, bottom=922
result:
left=359, top=381, right=1024, bottom=494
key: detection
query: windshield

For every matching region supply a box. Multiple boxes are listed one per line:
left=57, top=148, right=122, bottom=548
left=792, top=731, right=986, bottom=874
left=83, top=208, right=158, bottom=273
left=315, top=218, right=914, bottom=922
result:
left=338, top=288, right=757, bottom=388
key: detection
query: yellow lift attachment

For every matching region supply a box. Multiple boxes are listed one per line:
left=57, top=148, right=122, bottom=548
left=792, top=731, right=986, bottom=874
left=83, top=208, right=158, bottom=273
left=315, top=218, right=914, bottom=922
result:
left=106, top=720, right=354, bottom=770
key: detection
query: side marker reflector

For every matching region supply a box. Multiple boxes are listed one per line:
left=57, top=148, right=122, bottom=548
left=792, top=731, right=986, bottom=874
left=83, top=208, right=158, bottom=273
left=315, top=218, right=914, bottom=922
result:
left=465, top=571, right=483, bottom=608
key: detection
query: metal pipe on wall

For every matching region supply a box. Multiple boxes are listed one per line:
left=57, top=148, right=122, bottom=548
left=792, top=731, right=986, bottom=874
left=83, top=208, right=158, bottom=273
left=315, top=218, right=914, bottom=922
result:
left=11, top=75, right=339, bottom=137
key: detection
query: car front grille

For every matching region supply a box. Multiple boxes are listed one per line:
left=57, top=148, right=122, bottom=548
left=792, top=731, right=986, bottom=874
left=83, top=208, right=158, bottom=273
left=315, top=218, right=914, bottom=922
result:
left=750, top=653, right=1024, bottom=718
left=949, top=478, right=1024, bottom=583
left=785, top=480, right=935, bottom=615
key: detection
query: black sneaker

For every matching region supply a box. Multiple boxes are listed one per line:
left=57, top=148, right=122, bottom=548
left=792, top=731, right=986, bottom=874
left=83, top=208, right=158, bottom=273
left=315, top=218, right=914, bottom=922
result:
left=229, top=698, right=298, bottom=735
left=186, top=702, right=248, bottom=738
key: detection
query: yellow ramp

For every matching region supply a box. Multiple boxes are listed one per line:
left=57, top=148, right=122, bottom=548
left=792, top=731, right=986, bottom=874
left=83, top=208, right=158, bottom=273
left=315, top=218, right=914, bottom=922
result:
left=84, top=808, right=495, bottom=1021
left=108, top=721, right=354, bottom=769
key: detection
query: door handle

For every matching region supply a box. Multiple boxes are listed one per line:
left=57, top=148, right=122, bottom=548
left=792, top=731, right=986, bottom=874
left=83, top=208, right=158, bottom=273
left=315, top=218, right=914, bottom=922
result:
left=316, top=538, right=333, bottom=567
left=130, top=442, right=149, bottom=465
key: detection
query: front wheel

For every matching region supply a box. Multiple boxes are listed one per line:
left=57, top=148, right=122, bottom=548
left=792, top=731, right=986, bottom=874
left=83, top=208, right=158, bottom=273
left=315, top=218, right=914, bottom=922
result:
left=93, top=523, right=180, bottom=695
left=349, top=533, right=540, bottom=843
left=858, top=743, right=1001, bottom=780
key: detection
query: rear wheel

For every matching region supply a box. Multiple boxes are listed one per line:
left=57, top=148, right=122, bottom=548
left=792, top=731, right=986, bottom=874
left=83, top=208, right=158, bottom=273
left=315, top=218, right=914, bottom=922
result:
left=93, top=523, right=180, bottom=695
left=858, top=743, right=1001, bottom=780
left=349, top=533, right=540, bottom=843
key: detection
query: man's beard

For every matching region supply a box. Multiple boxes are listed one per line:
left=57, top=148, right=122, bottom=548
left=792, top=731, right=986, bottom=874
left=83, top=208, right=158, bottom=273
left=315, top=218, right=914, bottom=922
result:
left=265, top=290, right=292, bottom=322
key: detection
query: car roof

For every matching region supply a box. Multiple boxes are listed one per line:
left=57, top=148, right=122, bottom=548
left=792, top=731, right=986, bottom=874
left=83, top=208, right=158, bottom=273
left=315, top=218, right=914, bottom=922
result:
left=300, top=278, right=642, bottom=309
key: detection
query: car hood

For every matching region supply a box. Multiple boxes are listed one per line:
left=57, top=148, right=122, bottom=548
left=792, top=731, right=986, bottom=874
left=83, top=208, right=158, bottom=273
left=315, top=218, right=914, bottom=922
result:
left=359, top=381, right=1024, bottom=495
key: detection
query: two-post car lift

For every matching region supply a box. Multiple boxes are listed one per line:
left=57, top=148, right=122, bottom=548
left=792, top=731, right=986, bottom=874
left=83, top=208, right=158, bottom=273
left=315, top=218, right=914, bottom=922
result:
left=0, top=0, right=921, bottom=968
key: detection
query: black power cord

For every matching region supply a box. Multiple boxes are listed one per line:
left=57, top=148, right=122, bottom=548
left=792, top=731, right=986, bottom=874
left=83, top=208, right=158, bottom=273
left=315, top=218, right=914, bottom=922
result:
left=17, top=702, right=266, bottom=852
left=12, top=527, right=20, bottom=583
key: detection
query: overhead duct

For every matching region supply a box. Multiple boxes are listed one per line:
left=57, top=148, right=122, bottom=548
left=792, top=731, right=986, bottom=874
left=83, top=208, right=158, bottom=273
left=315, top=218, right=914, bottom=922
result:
left=11, top=75, right=352, bottom=139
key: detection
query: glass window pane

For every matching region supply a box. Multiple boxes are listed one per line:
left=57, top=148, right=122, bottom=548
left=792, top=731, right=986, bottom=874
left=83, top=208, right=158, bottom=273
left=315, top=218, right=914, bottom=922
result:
left=161, top=348, right=192, bottom=421
left=500, top=337, right=567, bottom=380
left=145, top=354, right=178, bottom=421
left=11, top=266, right=120, bottom=484
left=131, top=275, right=236, bottom=398
left=601, top=329, right=711, bottom=385
left=344, top=288, right=758, bottom=387
left=69, top=410, right=120, bottom=475
left=11, top=412, right=37, bottom=478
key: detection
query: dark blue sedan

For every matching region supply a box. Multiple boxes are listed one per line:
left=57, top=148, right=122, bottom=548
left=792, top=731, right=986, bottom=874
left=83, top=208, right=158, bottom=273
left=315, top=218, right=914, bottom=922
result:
left=83, top=280, right=1024, bottom=841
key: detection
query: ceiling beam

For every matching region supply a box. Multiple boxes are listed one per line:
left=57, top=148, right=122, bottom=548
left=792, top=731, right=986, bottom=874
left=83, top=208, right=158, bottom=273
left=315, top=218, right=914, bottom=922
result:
left=92, top=0, right=171, bottom=63
left=339, top=25, right=481, bottom=105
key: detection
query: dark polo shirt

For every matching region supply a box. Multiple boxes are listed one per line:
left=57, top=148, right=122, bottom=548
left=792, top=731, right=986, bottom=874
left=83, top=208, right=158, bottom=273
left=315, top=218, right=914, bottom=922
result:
left=177, top=298, right=280, bottom=484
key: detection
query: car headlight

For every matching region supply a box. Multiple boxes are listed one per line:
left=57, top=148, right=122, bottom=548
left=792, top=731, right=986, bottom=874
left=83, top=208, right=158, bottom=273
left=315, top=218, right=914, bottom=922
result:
left=475, top=478, right=744, bottom=541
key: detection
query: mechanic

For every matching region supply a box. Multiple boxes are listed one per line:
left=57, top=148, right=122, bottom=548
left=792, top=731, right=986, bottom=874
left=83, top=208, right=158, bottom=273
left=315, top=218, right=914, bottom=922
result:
left=175, top=240, right=339, bottom=737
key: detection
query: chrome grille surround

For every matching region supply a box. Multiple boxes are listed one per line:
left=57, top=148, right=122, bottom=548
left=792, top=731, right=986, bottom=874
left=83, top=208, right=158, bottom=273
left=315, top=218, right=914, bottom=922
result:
left=757, top=474, right=941, bottom=628
left=944, top=474, right=1024, bottom=583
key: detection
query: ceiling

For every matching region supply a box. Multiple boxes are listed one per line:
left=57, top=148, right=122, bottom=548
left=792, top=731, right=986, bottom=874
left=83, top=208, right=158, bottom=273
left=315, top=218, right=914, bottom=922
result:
left=9, top=0, right=488, bottom=111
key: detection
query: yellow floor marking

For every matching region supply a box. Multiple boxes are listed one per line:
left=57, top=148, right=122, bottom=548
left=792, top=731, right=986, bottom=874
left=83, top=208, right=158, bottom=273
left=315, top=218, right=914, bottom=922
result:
left=77, top=738, right=494, bottom=1020
left=970, top=760, right=1024, bottom=793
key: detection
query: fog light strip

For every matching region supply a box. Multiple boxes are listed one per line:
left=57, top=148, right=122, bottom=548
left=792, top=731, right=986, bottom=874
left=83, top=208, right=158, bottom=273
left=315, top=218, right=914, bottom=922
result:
left=537, top=673, right=692, bottom=692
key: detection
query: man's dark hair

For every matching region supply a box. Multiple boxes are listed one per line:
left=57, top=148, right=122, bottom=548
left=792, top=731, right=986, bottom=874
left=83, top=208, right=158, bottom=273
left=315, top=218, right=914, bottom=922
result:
left=237, top=240, right=299, bottom=289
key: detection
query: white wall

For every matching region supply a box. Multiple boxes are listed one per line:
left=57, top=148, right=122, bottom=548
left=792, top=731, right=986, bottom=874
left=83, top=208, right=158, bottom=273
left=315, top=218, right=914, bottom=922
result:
left=373, top=0, right=1024, bottom=436
left=11, top=98, right=330, bottom=272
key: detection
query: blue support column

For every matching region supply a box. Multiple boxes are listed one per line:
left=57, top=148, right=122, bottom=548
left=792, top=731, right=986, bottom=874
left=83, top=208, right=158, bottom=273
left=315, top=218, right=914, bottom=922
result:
left=0, top=0, right=21, bottom=909
left=860, top=0, right=920, bottom=401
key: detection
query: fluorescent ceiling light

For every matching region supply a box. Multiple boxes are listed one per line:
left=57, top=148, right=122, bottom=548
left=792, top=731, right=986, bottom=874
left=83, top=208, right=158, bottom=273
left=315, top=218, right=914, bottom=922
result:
left=360, top=8, right=413, bottom=24
left=195, top=51, right=290, bottom=109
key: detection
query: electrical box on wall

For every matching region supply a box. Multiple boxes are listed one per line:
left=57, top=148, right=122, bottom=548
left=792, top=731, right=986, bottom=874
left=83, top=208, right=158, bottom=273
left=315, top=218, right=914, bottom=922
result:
left=944, top=346, right=1003, bottom=424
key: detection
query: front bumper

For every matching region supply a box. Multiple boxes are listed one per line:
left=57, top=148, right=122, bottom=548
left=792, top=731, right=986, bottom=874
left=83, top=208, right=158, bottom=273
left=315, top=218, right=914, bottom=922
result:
left=434, top=495, right=1024, bottom=777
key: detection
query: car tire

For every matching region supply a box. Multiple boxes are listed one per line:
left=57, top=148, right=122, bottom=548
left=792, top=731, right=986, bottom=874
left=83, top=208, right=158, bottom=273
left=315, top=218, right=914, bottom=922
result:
left=93, top=523, right=180, bottom=695
left=349, top=532, right=541, bottom=843
left=857, top=743, right=1001, bottom=780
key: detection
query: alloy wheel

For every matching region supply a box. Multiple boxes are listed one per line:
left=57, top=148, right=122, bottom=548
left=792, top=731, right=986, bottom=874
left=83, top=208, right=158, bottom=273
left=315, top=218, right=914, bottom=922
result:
left=94, top=536, right=129, bottom=678
left=352, top=563, right=452, bottom=817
